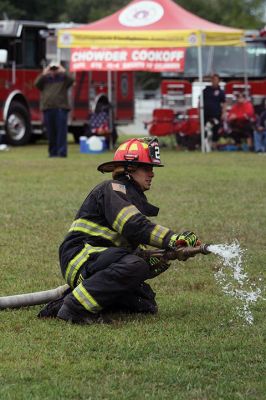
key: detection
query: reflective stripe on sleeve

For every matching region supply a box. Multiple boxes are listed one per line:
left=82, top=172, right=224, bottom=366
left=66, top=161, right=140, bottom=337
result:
left=112, top=205, right=140, bottom=233
left=65, top=243, right=107, bottom=288
left=150, top=225, right=170, bottom=247
left=69, top=218, right=122, bottom=246
left=72, top=283, right=102, bottom=314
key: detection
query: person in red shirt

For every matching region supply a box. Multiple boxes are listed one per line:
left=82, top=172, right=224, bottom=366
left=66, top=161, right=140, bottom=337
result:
left=227, top=92, right=256, bottom=149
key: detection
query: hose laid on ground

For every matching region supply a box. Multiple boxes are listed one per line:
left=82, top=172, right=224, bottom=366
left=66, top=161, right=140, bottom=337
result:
left=0, top=244, right=211, bottom=310
left=0, top=284, right=69, bottom=310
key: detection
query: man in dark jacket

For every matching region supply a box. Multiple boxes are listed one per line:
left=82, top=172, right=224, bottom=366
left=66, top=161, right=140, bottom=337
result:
left=48, top=137, right=199, bottom=324
left=203, top=74, right=226, bottom=149
left=34, top=61, right=74, bottom=158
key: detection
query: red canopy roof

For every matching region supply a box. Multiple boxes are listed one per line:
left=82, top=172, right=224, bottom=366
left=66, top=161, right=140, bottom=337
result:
left=75, top=0, right=240, bottom=33
left=58, top=0, right=243, bottom=72
left=58, top=0, right=243, bottom=49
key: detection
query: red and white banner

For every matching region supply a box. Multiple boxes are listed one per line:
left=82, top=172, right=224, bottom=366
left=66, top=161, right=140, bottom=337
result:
left=70, top=47, right=185, bottom=72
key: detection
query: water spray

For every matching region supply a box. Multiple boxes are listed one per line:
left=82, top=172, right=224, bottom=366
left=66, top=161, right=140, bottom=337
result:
left=207, top=241, right=264, bottom=325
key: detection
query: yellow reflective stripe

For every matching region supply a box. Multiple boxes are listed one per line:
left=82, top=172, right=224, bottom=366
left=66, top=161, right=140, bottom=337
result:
left=69, top=218, right=122, bottom=246
left=112, top=205, right=139, bottom=233
left=73, top=283, right=102, bottom=314
left=65, top=243, right=107, bottom=287
left=150, top=225, right=170, bottom=247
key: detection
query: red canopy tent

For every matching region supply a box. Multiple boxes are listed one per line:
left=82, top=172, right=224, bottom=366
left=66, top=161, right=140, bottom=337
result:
left=58, top=0, right=244, bottom=150
left=58, top=0, right=243, bottom=73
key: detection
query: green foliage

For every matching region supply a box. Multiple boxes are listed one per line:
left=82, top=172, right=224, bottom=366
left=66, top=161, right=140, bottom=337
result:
left=0, top=0, right=21, bottom=19
left=177, top=0, right=265, bottom=28
left=0, top=0, right=265, bottom=28
left=0, top=140, right=265, bottom=399
left=0, top=0, right=66, bottom=22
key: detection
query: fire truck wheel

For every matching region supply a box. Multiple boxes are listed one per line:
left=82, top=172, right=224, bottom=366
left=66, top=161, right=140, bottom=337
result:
left=6, top=102, right=32, bottom=146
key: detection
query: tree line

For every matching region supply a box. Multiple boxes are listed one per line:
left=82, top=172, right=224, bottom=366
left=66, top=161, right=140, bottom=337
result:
left=0, top=0, right=265, bottom=29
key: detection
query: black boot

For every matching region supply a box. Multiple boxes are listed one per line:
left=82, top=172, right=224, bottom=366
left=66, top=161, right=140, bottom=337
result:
left=37, top=287, right=72, bottom=318
left=38, top=297, right=65, bottom=318
left=57, top=302, right=112, bottom=325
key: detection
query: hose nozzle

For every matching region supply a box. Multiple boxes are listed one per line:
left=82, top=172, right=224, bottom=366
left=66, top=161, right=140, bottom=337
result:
left=173, top=243, right=211, bottom=261
left=199, top=243, right=211, bottom=255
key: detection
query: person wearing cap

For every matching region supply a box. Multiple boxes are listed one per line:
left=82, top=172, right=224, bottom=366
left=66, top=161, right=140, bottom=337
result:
left=34, top=61, right=74, bottom=157
left=39, top=137, right=200, bottom=324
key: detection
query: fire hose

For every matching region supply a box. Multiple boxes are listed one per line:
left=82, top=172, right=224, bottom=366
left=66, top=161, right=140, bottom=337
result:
left=0, top=244, right=211, bottom=310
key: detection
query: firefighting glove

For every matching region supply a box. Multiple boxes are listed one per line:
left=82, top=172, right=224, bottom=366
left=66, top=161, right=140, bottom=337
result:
left=169, top=231, right=199, bottom=249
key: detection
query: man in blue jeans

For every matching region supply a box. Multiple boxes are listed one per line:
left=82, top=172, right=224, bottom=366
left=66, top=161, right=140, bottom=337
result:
left=203, top=74, right=226, bottom=150
left=34, top=61, right=74, bottom=157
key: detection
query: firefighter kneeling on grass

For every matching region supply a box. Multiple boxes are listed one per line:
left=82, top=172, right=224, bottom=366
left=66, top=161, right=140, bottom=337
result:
left=39, top=137, right=200, bottom=324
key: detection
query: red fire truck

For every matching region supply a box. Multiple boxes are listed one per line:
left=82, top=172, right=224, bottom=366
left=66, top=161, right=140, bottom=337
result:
left=0, top=20, right=134, bottom=145
left=155, top=30, right=266, bottom=138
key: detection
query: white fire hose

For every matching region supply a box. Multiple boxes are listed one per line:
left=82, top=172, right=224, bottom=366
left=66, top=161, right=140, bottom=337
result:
left=0, top=284, right=69, bottom=309
left=0, top=245, right=211, bottom=310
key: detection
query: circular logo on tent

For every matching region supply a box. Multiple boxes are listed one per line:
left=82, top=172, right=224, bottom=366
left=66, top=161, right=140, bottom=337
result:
left=60, top=33, right=73, bottom=46
left=119, top=1, right=164, bottom=27
left=188, top=33, right=198, bottom=45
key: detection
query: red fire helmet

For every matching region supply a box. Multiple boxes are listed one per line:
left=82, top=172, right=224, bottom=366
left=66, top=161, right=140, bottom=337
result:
left=97, top=137, right=164, bottom=173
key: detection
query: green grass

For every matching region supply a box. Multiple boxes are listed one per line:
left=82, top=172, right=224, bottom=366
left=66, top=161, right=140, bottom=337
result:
left=0, top=138, right=265, bottom=400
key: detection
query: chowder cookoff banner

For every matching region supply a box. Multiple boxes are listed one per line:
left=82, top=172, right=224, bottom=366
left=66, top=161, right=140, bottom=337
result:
left=70, top=47, right=185, bottom=72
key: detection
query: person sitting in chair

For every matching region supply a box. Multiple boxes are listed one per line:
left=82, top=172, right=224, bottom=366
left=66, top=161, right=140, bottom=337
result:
left=227, top=92, right=256, bottom=150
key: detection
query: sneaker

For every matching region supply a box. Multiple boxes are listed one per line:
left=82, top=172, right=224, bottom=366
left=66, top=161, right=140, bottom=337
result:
left=57, top=303, right=112, bottom=325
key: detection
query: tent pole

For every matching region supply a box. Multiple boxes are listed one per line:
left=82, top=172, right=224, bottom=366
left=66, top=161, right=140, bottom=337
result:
left=107, top=70, right=112, bottom=103
left=107, top=70, right=114, bottom=149
left=243, top=46, right=249, bottom=97
left=197, top=39, right=205, bottom=153
left=57, top=47, right=61, bottom=63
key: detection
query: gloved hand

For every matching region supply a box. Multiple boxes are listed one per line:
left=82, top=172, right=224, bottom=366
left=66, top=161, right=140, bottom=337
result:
left=169, top=231, right=200, bottom=248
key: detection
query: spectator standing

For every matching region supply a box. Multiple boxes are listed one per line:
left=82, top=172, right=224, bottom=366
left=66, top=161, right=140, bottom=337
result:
left=203, top=74, right=226, bottom=149
left=227, top=92, right=256, bottom=150
left=34, top=61, right=74, bottom=157
left=253, top=97, right=266, bottom=153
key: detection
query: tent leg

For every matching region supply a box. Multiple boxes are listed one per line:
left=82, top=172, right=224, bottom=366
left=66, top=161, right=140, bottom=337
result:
left=107, top=70, right=114, bottom=149
left=197, top=43, right=205, bottom=153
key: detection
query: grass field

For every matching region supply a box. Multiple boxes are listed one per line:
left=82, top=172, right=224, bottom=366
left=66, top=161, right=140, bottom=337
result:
left=0, top=138, right=265, bottom=400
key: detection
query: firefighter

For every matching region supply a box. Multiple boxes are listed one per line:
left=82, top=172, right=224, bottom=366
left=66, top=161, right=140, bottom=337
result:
left=41, top=137, right=199, bottom=324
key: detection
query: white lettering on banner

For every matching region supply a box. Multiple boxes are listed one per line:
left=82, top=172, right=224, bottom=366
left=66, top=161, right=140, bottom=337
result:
left=154, top=63, right=181, bottom=70
left=106, top=62, right=122, bottom=70
left=70, top=48, right=185, bottom=72
left=72, top=50, right=127, bottom=62
left=122, top=61, right=146, bottom=69
left=131, top=50, right=184, bottom=62
left=90, top=62, right=103, bottom=69
left=72, top=62, right=86, bottom=70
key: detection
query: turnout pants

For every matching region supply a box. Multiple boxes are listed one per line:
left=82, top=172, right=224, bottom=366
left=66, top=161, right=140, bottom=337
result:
left=62, top=248, right=157, bottom=316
